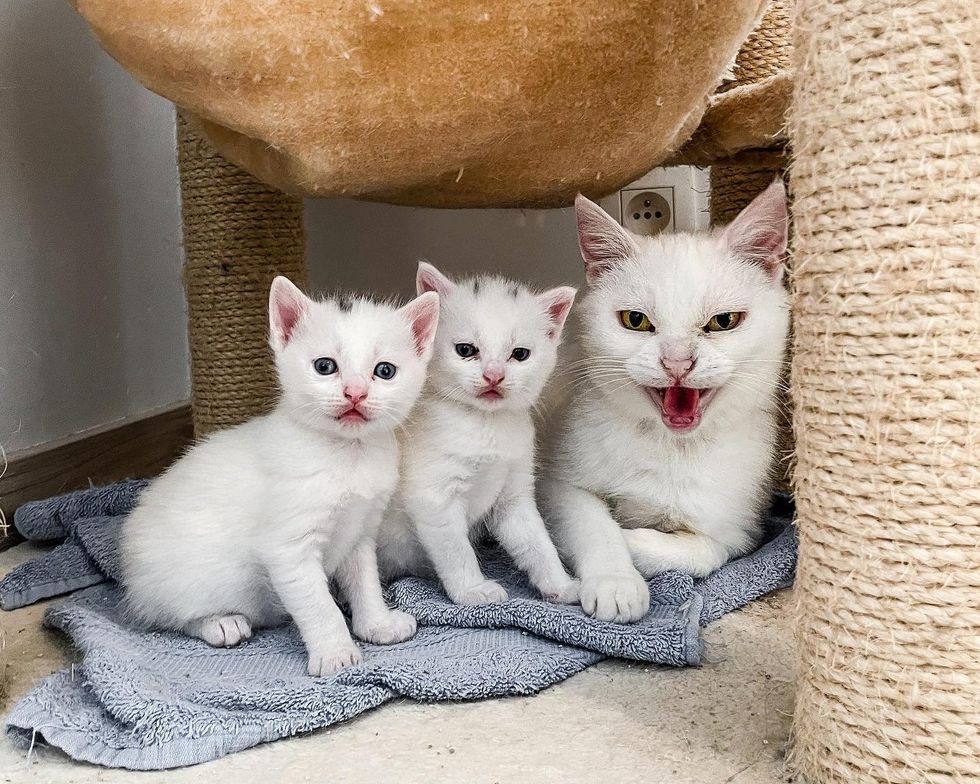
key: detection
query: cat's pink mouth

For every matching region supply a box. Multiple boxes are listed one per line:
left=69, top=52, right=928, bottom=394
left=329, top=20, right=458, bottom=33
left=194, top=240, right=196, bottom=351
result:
left=337, top=407, right=369, bottom=424
left=478, top=388, right=504, bottom=401
left=645, top=386, right=715, bottom=432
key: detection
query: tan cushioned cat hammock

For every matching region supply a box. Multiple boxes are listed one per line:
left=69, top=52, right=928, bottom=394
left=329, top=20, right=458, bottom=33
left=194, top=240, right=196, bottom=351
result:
left=70, top=0, right=775, bottom=207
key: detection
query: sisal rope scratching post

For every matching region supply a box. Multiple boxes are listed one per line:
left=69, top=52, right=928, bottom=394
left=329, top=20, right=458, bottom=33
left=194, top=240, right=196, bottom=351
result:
left=177, top=115, right=308, bottom=436
left=719, top=0, right=792, bottom=94
left=788, top=1, right=980, bottom=782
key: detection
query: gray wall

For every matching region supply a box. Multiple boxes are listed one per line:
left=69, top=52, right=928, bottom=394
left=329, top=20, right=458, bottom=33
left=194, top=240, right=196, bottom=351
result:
left=305, top=200, right=584, bottom=298
left=0, top=0, right=187, bottom=453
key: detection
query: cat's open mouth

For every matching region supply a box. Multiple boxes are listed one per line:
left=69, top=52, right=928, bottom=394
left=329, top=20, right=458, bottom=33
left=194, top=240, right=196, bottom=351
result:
left=645, top=386, right=716, bottom=432
left=478, top=388, right=504, bottom=401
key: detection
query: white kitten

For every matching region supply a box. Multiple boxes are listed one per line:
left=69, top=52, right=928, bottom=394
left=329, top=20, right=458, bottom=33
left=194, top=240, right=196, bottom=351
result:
left=540, top=182, right=790, bottom=623
left=120, top=277, right=439, bottom=676
left=377, top=263, right=580, bottom=606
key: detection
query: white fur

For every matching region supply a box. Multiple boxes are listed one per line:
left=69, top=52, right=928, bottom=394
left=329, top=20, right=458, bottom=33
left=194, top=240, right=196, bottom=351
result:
left=377, top=263, right=579, bottom=606
left=120, top=277, right=439, bottom=676
left=541, top=183, right=790, bottom=622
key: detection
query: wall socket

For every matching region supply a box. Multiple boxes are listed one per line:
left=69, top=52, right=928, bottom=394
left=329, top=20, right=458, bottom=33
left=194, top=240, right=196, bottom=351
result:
left=599, top=166, right=710, bottom=236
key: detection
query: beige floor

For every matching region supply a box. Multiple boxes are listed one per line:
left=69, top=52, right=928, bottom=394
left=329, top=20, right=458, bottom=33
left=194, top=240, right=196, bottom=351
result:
left=0, top=542, right=795, bottom=784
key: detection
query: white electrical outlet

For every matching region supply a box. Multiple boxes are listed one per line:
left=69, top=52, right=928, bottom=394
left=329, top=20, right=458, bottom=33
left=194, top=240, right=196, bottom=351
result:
left=599, top=166, right=709, bottom=235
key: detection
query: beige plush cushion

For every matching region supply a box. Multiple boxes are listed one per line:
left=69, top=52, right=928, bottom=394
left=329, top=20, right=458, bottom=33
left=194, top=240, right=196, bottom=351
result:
left=71, top=0, right=768, bottom=207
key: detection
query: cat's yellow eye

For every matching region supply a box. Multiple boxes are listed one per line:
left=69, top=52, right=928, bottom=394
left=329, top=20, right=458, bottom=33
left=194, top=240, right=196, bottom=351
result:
left=704, top=312, right=744, bottom=332
left=619, top=310, right=654, bottom=332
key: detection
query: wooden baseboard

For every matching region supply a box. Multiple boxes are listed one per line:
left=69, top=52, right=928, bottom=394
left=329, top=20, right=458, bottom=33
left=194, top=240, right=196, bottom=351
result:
left=0, top=404, right=193, bottom=551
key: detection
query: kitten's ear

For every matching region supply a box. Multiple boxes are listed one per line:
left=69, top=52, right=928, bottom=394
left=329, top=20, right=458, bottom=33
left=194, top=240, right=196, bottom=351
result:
left=269, top=276, right=311, bottom=349
left=722, top=180, right=788, bottom=281
left=538, top=286, right=577, bottom=340
left=575, top=194, right=639, bottom=285
left=399, top=291, right=441, bottom=358
left=416, top=261, right=456, bottom=297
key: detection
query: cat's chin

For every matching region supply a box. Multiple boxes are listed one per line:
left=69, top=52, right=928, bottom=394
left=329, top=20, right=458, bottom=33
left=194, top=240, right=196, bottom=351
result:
left=644, top=386, right=716, bottom=434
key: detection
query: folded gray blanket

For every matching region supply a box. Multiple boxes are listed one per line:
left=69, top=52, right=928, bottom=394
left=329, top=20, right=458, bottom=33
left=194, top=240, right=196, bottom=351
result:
left=2, top=481, right=796, bottom=770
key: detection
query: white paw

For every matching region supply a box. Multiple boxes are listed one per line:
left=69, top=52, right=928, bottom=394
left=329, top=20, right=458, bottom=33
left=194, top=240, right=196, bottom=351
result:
left=190, top=614, right=253, bottom=647
left=353, top=609, right=418, bottom=645
left=539, top=577, right=581, bottom=605
left=307, top=641, right=363, bottom=677
left=580, top=573, right=649, bottom=623
left=452, top=579, right=509, bottom=606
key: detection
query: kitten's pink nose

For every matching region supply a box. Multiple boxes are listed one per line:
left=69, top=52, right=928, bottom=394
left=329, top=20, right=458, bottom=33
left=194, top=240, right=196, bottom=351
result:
left=343, top=380, right=369, bottom=405
left=661, top=356, right=695, bottom=381
left=482, top=364, right=505, bottom=387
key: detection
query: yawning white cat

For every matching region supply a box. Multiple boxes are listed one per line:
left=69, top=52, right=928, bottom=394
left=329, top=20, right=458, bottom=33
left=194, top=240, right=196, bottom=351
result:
left=121, top=277, right=439, bottom=675
left=541, top=182, right=790, bottom=623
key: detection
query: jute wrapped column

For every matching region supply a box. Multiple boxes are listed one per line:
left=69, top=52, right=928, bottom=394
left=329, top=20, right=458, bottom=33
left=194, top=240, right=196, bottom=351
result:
left=177, top=115, right=308, bottom=435
left=788, top=1, right=979, bottom=782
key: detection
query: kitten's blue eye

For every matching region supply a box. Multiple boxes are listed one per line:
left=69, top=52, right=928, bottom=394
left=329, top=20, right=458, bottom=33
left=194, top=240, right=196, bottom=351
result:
left=511, top=347, right=531, bottom=362
left=313, top=357, right=338, bottom=375
left=455, top=343, right=478, bottom=359
left=374, top=361, right=397, bottom=380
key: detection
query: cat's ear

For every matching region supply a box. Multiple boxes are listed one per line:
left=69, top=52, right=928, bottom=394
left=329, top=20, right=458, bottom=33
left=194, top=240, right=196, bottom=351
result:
left=269, top=276, right=311, bottom=349
left=574, top=194, right=639, bottom=285
left=416, top=261, right=456, bottom=297
left=722, top=180, right=788, bottom=281
left=538, top=286, right=577, bottom=340
left=399, top=291, right=441, bottom=358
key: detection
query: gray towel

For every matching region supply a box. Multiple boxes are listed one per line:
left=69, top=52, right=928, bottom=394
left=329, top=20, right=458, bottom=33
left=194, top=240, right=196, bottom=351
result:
left=2, top=481, right=796, bottom=770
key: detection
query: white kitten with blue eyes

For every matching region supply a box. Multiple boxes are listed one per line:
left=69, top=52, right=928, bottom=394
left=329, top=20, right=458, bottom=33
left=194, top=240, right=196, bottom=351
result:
left=540, top=182, right=790, bottom=623
left=377, top=263, right=580, bottom=606
left=120, top=277, right=439, bottom=676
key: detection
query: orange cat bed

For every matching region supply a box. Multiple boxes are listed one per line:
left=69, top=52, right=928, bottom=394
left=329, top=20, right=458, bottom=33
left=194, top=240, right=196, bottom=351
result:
left=71, top=0, right=770, bottom=207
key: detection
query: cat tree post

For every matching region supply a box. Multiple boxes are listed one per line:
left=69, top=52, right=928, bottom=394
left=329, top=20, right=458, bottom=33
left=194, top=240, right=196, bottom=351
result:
left=177, top=115, right=308, bottom=436
left=788, top=1, right=979, bottom=781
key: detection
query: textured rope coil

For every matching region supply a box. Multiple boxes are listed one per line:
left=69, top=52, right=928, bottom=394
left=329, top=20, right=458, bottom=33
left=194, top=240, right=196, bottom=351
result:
left=788, top=1, right=979, bottom=782
left=722, top=0, right=792, bottom=91
left=177, top=115, right=308, bottom=436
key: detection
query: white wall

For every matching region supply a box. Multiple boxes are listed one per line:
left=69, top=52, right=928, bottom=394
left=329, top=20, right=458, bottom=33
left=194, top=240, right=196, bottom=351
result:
left=0, top=0, right=188, bottom=453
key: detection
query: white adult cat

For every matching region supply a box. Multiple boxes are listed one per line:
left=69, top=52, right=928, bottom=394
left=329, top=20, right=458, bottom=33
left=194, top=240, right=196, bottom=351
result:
left=121, top=277, right=439, bottom=675
left=541, top=182, right=789, bottom=623
left=377, top=263, right=580, bottom=606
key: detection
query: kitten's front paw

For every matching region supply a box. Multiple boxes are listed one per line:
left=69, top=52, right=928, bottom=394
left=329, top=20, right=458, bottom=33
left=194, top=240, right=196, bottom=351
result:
left=539, top=578, right=581, bottom=605
left=307, top=642, right=363, bottom=677
left=452, top=580, right=509, bottom=606
left=354, top=609, right=418, bottom=645
left=580, top=573, right=649, bottom=623
left=187, top=614, right=253, bottom=647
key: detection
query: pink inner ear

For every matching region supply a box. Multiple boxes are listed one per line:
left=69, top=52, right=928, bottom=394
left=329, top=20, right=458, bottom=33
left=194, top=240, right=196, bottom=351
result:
left=404, top=293, right=440, bottom=356
left=540, top=287, right=577, bottom=339
left=723, top=181, right=788, bottom=278
left=274, top=298, right=304, bottom=345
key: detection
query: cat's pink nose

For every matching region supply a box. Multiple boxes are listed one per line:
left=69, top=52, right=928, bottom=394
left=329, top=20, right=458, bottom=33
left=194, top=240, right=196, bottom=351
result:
left=343, top=381, right=369, bottom=404
left=661, top=356, right=695, bottom=380
left=482, top=365, right=505, bottom=387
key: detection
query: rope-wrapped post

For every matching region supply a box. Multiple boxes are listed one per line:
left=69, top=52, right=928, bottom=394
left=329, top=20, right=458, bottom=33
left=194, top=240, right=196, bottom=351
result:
left=788, top=1, right=979, bottom=782
left=177, top=115, right=308, bottom=435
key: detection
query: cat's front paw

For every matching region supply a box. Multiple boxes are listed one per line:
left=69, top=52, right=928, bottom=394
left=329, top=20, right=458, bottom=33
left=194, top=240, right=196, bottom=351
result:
left=580, top=572, right=649, bottom=623
left=539, top=578, right=581, bottom=605
left=451, top=579, right=509, bottom=606
left=354, top=609, right=418, bottom=645
left=307, top=641, right=363, bottom=677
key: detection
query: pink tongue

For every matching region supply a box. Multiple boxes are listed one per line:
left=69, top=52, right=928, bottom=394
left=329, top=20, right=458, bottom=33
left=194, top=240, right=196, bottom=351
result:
left=663, top=386, right=700, bottom=418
